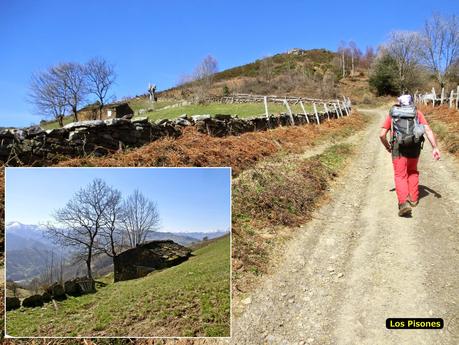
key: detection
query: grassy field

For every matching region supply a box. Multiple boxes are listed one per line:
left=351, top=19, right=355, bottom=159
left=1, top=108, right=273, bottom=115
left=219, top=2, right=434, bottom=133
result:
left=40, top=100, right=317, bottom=129
left=6, top=235, right=230, bottom=337
left=133, top=101, right=316, bottom=122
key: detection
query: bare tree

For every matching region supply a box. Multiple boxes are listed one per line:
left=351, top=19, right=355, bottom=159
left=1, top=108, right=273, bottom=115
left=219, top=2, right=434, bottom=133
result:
left=94, top=188, right=122, bottom=259
left=419, top=14, right=459, bottom=88
left=385, top=31, right=422, bottom=92
left=259, top=56, right=274, bottom=84
left=85, top=57, right=116, bottom=119
left=29, top=67, right=68, bottom=127
left=337, top=41, right=349, bottom=78
left=193, top=55, right=219, bottom=102
left=361, top=46, right=377, bottom=70
left=30, top=278, right=40, bottom=295
left=120, top=190, right=160, bottom=248
left=54, top=62, right=88, bottom=122
left=348, top=41, right=362, bottom=76
left=46, top=179, right=119, bottom=280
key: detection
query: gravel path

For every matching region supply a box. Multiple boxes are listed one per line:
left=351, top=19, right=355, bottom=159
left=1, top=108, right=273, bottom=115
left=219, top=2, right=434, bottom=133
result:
left=229, top=107, right=459, bottom=345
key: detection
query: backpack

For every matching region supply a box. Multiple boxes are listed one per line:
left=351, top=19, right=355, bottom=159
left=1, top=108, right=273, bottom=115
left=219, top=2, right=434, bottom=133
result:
left=389, top=105, right=425, bottom=147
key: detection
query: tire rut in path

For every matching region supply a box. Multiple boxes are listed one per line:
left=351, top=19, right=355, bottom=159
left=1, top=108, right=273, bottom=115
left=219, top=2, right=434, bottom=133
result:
left=229, top=107, right=459, bottom=345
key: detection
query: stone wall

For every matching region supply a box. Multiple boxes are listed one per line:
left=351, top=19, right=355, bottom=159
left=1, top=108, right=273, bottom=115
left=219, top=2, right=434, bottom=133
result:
left=0, top=109, right=347, bottom=165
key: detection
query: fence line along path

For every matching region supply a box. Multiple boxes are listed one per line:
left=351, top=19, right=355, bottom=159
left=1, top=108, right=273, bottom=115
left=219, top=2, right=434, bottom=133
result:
left=216, top=93, right=352, bottom=126
left=414, top=85, right=459, bottom=109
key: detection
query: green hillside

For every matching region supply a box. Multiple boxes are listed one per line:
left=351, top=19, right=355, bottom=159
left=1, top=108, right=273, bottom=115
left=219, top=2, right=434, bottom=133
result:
left=6, top=235, right=230, bottom=337
left=39, top=49, right=337, bottom=129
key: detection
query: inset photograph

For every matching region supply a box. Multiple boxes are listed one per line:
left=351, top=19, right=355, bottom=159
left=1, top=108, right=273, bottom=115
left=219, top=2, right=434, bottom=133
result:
left=4, top=167, right=231, bottom=338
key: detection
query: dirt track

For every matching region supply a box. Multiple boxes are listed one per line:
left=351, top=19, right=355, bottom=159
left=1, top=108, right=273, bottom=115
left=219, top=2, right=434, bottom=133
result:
left=230, top=108, right=459, bottom=344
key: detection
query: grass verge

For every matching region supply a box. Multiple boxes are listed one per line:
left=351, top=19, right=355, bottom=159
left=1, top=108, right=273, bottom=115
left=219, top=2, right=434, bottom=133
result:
left=232, top=144, right=355, bottom=292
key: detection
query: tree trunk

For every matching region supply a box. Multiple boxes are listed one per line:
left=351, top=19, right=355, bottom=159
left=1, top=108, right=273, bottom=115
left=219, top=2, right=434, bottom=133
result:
left=58, top=116, right=63, bottom=127
left=86, top=248, right=92, bottom=280
left=73, top=106, right=78, bottom=122
left=99, top=103, right=104, bottom=120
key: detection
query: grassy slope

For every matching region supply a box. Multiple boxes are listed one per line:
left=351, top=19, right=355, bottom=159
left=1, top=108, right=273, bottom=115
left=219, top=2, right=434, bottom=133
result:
left=6, top=236, right=230, bottom=337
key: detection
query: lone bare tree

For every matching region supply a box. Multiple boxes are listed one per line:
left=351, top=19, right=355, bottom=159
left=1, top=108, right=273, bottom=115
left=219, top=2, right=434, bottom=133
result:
left=47, top=179, right=120, bottom=280
left=419, top=14, right=459, bottom=88
left=385, top=31, right=422, bottom=92
left=85, top=57, right=116, bottom=118
left=193, top=55, right=219, bottom=102
left=120, top=190, right=160, bottom=248
left=29, top=67, right=68, bottom=127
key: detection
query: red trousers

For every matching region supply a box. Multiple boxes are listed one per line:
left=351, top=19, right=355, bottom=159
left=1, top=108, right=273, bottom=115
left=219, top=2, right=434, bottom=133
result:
left=392, top=156, right=419, bottom=204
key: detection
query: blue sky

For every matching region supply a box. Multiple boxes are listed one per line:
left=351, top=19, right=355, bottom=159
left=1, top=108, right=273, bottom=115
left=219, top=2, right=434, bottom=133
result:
left=1, top=0, right=458, bottom=127
left=5, top=167, right=231, bottom=233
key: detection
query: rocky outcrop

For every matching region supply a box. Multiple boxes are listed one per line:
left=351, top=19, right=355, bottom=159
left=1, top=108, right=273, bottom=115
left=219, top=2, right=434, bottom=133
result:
left=22, top=294, right=44, bottom=308
left=0, top=108, right=346, bottom=165
left=114, top=240, right=192, bottom=282
left=6, top=297, right=20, bottom=311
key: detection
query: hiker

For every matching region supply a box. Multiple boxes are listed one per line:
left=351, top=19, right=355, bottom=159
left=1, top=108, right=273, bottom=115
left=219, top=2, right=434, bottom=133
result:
left=379, top=94, right=441, bottom=216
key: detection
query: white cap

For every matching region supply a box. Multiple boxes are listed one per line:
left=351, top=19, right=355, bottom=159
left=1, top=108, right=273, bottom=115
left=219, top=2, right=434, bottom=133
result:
left=398, top=94, right=412, bottom=106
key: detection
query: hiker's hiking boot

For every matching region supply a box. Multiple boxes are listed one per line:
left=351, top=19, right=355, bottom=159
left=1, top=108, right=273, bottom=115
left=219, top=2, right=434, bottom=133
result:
left=398, top=202, right=412, bottom=217
left=407, top=197, right=419, bottom=207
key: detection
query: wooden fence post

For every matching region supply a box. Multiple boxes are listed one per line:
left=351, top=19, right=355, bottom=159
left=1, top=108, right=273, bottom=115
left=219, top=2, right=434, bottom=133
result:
left=324, top=103, right=330, bottom=120
left=264, top=96, right=269, bottom=119
left=456, top=85, right=459, bottom=110
left=440, top=87, right=445, bottom=105
left=450, top=90, right=454, bottom=108
left=313, top=103, right=320, bottom=125
left=283, top=99, right=295, bottom=125
left=299, top=101, right=310, bottom=124
left=333, top=103, right=340, bottom=118
left=341, top=96, right=349, bottom=116
left=341, top=100, right=349, bottom=116
left=432, top=87, right=436, bottom=107
left=337, top=101, right=344, bottom=117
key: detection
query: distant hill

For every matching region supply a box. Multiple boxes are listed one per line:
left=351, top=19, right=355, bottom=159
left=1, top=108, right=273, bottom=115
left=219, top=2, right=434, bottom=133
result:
left=6, top=222, right=67, bottom=282
left=161, top=48, right=340, bottom=100
left=162, top=231, right=228, bottom=242
left=5, top=222, right=229, bottom=283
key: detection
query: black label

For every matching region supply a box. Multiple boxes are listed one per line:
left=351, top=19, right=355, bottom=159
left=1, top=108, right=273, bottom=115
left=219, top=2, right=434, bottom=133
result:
left=386, top=318, right=443, bottom=329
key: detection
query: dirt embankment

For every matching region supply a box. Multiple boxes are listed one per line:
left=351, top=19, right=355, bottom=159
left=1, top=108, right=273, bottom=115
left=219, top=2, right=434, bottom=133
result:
left=419, top=105, right=459, bottom=159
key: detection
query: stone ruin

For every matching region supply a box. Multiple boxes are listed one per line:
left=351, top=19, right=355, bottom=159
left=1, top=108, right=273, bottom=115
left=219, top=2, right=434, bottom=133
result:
left=0, top=107, right=347, bottom=166
left=114, top=240, right=192, bottom=282
left=5, top=278, right=97, bottom=311
left=64, top=277, right=96, bottom=296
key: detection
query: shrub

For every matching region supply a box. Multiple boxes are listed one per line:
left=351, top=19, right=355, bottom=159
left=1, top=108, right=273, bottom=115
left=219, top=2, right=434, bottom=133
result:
left=369, top=53, right=399, bottom=96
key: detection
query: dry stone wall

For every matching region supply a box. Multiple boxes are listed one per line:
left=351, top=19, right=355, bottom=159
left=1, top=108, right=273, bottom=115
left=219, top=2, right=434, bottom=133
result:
left=0, top=108, right=347, bottom=165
